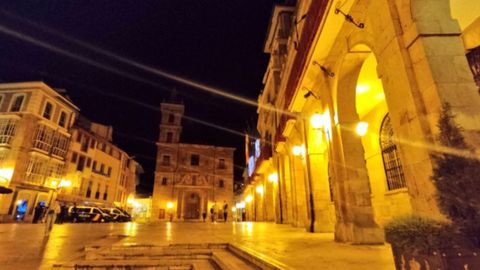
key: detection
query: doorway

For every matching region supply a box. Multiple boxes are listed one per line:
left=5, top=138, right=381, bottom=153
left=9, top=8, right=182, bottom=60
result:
left=183, top=192, right=200, bottom=219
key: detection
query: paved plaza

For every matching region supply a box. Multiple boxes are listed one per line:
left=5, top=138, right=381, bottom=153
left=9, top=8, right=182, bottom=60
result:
left=0, top=221, right=395, bottom=269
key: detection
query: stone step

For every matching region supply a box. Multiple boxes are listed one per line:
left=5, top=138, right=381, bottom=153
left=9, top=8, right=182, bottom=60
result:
left=211, top=250, right=261, bottom=270
left=53, top=259, right=218, bottom=270
left=227, top=244, right=293, bottom=270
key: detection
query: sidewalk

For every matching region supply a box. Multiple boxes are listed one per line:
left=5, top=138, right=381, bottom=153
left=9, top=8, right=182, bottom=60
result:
left=0, top=221, right=395, bottom=269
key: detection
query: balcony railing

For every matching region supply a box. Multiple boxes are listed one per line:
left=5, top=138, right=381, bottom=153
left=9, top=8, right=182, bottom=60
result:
left=0, top=118, right=18, bottom=145
left=24, top=173, right=45, bottom=186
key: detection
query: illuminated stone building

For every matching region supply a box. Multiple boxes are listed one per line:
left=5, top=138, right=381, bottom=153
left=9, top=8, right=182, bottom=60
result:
left=152, top=102, right=234, bottom=221
left=241, top=0, right=480, bottom=244
left=60, top=117, right=138, bottom=209
left=0, top=82, right=78, bottom=222
left=0, top=81, right=139, bottom=222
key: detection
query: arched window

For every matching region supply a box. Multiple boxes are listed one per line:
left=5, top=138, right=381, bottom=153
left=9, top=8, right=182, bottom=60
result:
left=380, top=114, right=407, bottom=190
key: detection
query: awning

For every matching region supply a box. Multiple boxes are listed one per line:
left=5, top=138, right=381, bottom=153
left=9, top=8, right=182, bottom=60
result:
left=0, top=186, right=13, bottom=194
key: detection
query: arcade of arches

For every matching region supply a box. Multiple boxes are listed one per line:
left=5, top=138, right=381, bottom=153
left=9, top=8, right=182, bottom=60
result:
left=240, top=0, right=480, bottom=243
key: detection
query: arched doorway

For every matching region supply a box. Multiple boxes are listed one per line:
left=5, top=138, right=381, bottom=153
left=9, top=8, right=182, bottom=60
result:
left=354, top=53, right=411, bottom=226
left=332, top=44, right=412, bottom=242
left=183, top=192, right=200, bottom=220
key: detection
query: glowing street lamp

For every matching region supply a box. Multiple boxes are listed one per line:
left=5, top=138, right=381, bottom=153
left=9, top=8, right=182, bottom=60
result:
left=292, top=145, right=305, bottom=157
left=355, top=121, right=369, bottom=136
left=166, top=201, right=174, bottom=209
left=267, top=172, right=278, bottom=183
left=310, top=113, right=324, bottom=129
left=245, top=195, right=253, bottom=203
left=255, top=185, right=264, bottom=194
left=58, top=179, right=72, bottom=188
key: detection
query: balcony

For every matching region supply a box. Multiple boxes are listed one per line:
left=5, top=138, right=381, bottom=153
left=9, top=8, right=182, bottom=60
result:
left=24, top=173, right=45, bottom=186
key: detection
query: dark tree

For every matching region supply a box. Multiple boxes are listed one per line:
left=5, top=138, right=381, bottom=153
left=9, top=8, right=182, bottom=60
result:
left=432, top=103, right=480, bottom=247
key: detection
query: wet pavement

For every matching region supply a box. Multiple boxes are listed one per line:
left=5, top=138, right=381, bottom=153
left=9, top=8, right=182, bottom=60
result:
left=0, top=221, right=395, bottom=269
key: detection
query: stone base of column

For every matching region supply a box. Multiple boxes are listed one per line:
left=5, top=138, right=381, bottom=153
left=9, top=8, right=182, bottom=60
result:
left=334, top=221, right=384, bottom=244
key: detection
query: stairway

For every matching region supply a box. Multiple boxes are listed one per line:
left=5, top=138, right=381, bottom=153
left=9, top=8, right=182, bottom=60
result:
left=52, top=242, right=289, bottom=270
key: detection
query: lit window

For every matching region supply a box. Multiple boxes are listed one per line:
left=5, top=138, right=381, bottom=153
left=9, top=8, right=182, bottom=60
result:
left=43, top=102, right=53, bottom=120
left=10, top=95, right=25, bottom=112
left=380, top=114, right=407, bottom=190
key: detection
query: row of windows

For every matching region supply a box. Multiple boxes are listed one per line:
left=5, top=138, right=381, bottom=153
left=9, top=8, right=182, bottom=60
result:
left=76, top=131, right=121, bottom=160
left=0, top=94, right=25, bottom=113
left=42, top=101, right=69, bottom=128
left=71, top=152, right=112, bottom=177
left=85, top=181, right=109, bottom=200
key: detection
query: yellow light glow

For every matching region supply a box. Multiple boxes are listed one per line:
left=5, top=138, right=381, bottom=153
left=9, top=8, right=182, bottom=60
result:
left=245, top=195, right=253, bottom=203
left=51, top=180, right=58, bottom=187
left=356, top=84, right=370, bottom=94
left=356, top=122, right=369, bottom=136
left=310, top=113, right=324, bottom=129
left=16, top=200, right=23, bottom=205
left=58, top=179, right=72, bottom=188
left=231, top=207, right=237, bottom=212
left=0, top=168, right=14, bottom=182
left=127, top=197, right=135, bottom=205
left=267, top=172, right=278, bottom=183
left=256, top=185, right=264, bottom=194
left=292, top=145, right=305, bottom=157
left=166, top=202, right=174, bottom=209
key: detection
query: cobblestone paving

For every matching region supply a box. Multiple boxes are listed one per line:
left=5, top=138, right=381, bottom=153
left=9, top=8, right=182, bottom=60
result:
left=0, top=222, right=395, bottom=269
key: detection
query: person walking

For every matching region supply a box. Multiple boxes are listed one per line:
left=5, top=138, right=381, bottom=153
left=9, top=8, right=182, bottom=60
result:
left=222, top=201, right=228, bottom=222
left=210, top=206, right=215, bottom=222
left=32, top=202, right=44, bottom=224
left=202, top=211, right=207, bottom=222
left=44, top=201, right=58, bottom=237
left=58, top=203, right=67, bottom=224
left=71, top=203, right=78, bottom=223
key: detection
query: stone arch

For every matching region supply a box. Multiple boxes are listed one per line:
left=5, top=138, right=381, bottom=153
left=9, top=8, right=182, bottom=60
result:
left=331, top=39, right=385, bottom=243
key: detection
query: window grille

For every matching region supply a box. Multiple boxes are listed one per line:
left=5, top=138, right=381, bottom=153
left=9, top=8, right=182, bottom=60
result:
left=51, top=133, right=69, bottom=158
left=0, top=118, right=18, bottom=145
left=33, top=124, right=53, bottom=153
left=380, top=114, right=407, bottom=190
left=25, top=157, right=47, bottom=185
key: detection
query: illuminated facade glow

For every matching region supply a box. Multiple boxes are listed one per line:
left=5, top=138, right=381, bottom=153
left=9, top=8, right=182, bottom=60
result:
left=240, top=0, right=480, bottom=244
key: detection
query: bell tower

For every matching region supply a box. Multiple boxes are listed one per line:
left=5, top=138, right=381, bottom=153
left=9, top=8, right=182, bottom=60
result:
left=158, top=102, right=184, bottom=144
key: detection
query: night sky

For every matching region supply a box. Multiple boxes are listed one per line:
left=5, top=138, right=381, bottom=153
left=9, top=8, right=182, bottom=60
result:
left=0, top=0, right=281, bottom=194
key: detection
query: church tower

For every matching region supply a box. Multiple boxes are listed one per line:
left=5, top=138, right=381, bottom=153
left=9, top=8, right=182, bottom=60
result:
left=158, top=102, right=184, bottom=144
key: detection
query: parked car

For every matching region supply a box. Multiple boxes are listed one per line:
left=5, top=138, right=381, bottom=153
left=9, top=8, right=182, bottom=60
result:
left=68, top=206, right=113, bottom=223
left=102, top=208, right=131, bottom=222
